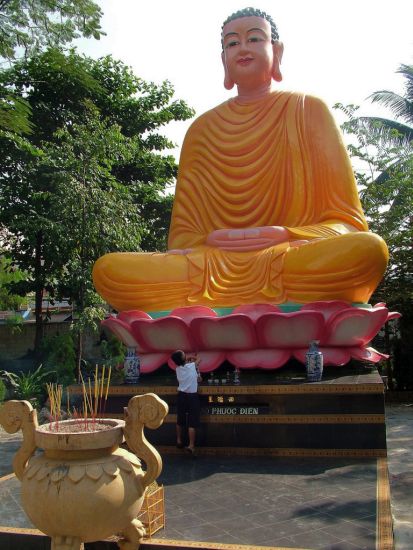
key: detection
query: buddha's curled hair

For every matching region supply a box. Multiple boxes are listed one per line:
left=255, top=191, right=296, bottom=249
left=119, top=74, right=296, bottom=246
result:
left=221, top=7, right=279, bottom=47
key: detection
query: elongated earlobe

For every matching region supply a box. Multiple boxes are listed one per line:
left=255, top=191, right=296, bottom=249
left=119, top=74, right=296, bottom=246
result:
left=221, top=51, right=234, bottom=90
left=224, top=74, right=235, bottom=90
left=272, top=41, right=284, bottom=82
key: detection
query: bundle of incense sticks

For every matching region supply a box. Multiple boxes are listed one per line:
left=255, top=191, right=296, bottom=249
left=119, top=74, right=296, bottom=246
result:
left=79, top=366, right=112, bottom=428
left=46, top=383, right=63, bottom=431
left=46, top=366, right=112, bottom=432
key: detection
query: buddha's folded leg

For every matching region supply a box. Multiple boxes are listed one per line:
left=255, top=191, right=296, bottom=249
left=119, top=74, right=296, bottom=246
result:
left=282, top=232, right=389, bottom=303
left=93, top=233, right=388, bottom=312
left=92, top=252, right=191, bottom=312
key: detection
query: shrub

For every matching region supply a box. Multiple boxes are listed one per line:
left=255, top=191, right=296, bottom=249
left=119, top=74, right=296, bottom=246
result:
left=0, top=378, right=6, bottom=402
left=100, top=336, right=125, bottom=367
left=0, top=364, right=54, bottom=408
left=42, top=332, right=76, bottom=385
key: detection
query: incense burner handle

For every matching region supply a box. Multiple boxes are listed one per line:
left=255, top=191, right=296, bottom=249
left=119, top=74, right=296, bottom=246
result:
left=123, top=393, right=168, bottom=488
left=0, top=400, right=38, bottom=480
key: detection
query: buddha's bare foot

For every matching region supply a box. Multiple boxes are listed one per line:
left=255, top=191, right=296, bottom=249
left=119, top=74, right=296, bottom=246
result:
left=118, top=518, right=145, bottom=549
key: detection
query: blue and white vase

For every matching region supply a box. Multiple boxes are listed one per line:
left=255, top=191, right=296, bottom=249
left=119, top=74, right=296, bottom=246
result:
left=306, top=341, right=323, bottom=382
left=124, top=347, right=140, bottom=384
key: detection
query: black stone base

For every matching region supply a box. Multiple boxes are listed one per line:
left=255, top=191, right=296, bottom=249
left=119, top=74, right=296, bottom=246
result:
left=69, top=363, right=387, bottom=456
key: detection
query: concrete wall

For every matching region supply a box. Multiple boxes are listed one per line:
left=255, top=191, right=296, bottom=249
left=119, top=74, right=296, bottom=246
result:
left=0, top=322, right=101, bottom=371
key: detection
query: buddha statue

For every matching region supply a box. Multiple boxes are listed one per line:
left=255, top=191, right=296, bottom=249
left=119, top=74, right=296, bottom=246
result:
left=93, top=7, right=388, bottom=313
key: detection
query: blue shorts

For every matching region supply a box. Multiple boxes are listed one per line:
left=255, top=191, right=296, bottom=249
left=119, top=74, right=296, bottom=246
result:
left=177, top=391, right=200, bottom=428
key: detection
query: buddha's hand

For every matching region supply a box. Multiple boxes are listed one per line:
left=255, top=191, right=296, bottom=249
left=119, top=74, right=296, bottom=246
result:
left=206, top=226, right=289, bottom=251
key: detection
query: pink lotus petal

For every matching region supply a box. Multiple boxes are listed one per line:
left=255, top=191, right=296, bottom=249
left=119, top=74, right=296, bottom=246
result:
left=102, top=318, right=139, bottom=349
left=293, top=347, right=351, bottom=366
left=196, top=352, right=227, bottom=373
left=301, top=301, right=351, bottom=322
left=349, top=347, right=389, bottom=363
left=167, top=351, right=226, bottom=373
left=257, top=311, right=325, bottom=348
left=118, top=310, right=152, bottom=323
left=131, top=317, right=195, bottom=352
left=169, top=306, right=217, bottom=323
left=232, top=303, right=281, bottom=321
left=227, top=349, right=290, bottom=369
left=387, top=311, right=402, bottom=321
left=372, top=303, right=401, bottom=321
left=140, top=353, right=170, bottom=373
left=325, top=307, right=389, bottom=347
left=191, top=315, right=256, bottom=350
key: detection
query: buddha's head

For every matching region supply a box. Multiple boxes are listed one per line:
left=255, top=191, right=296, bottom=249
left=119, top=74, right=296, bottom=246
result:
left=221, top=7, right=284, bottom=92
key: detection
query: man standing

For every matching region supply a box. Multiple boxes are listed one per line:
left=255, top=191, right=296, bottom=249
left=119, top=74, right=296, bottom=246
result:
left=171, top=350, right=201, bottom=455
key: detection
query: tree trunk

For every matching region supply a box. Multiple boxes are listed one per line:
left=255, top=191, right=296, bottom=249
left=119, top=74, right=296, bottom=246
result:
left=34, top=231, right=44, bottom=356
left=76, top=177, right=87, bottom=382
left=76, top=328, right=83, bottom=382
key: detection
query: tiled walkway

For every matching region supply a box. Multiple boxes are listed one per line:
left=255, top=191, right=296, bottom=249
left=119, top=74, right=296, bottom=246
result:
left=156, top=455, right=378, bottom=549
left=384, top=404, right=413, bottom=549
left=0, top=441, right=382, bottom=549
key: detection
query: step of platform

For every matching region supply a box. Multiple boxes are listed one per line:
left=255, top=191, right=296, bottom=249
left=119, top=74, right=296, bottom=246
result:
left=68, top=366, right=387, bottom=456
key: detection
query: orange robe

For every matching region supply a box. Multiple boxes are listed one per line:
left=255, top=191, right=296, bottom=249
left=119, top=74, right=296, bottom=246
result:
left=93, top=91, right=388, bottom=312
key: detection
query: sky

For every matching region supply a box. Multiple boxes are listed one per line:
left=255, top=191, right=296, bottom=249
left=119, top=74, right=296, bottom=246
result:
left=76, top=0, right=413, bottom=156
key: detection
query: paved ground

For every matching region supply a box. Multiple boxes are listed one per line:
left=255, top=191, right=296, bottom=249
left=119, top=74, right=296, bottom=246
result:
left=384, top=403, right=413, bottom=549
left=0, top=428, right=22, bottom=477
left=0, top=402, right=412, bottom=549
left=156, top=455, right=378, bottom=549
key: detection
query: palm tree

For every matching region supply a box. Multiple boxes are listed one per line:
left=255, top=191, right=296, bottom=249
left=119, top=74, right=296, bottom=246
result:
left=354, top=64, right=413, bottom=189
left=361, top=64, right=413, bottom=143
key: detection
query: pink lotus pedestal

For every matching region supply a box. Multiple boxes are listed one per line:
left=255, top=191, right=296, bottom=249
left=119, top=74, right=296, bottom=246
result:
left=103, top=301, right=399, bottom=373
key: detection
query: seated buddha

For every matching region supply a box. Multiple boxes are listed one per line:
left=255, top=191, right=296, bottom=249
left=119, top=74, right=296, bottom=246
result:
left=93, top=7, right=388, bottom=313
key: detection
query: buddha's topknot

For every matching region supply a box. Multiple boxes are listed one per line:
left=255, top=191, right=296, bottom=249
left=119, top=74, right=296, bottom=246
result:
left=221, top=7, right=279, bottom=48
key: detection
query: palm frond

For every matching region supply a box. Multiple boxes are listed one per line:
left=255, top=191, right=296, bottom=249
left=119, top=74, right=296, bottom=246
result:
left=397, top=64, right=413, bottom=97
left=358, top=116, right=413, bottom=143
left=368, top=91, right=413, bottom=124
left=0, top=94, right=33, bottom=135
left=368, top=64, right=413, bottom=125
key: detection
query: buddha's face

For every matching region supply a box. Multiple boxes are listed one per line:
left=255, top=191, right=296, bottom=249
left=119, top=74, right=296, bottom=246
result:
left=221, top=16, right=275, bottom=91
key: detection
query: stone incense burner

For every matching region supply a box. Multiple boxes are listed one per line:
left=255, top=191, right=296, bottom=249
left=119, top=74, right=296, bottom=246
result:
left=0, top=393, right=168, bottom=550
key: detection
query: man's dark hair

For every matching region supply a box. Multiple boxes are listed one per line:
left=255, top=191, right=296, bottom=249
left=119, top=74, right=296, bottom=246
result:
left=221, top=7, right=279, bottom=49
left=171, top=350, right=186, bottom=366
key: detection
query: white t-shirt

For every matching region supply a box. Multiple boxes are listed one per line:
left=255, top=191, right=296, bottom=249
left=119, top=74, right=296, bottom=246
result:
left=176, top=362, right=198, bottom=393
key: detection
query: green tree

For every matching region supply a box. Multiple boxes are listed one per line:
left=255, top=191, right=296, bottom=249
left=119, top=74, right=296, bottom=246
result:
left=0, top=256, right=27, bottom=310
left=336, top=103, right=413, bottom=388
left=0, top=0, right=104, bottom=61
left=337, top=104, right=412, bottom=304
left=0, top=49, right=194, bottom=363
left=0, top=0, right=104, bottom=142
left=42, top=105, right=144, bottom=372
left=0, top=93, right=32, bottom=135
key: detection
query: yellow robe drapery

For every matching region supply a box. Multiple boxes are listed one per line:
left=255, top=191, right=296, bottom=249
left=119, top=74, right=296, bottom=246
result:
left=170, top=91, right=367, bottom=249
left=92, top=91, right=388, bottom=311
left=167, top=91, right=382, bottom=306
